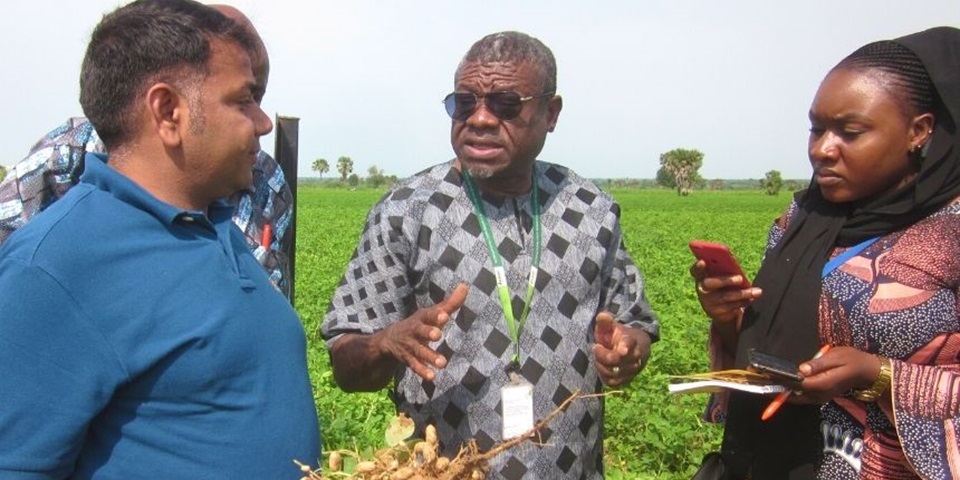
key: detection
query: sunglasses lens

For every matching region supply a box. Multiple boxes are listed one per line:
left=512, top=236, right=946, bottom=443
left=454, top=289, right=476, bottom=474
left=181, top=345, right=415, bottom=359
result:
left=444, top=93, right=477, bottom=121
left=443, top=91, right=536, bottom=121
left=486, top=92, right=524, bottom=120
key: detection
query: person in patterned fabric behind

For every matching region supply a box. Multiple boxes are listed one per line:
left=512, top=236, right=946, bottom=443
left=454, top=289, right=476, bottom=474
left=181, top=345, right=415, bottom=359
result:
left=322, top=31, right=658, bottom=479
left=692, top=27, right=960, bottom=479
left=0, top=4, right=293, bottom=296
left=0, top=0, right=319, bottom=478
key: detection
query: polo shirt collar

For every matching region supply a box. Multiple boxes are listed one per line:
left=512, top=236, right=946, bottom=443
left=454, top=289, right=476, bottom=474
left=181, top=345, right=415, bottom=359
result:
left=80, top=153, right=233, bottom=227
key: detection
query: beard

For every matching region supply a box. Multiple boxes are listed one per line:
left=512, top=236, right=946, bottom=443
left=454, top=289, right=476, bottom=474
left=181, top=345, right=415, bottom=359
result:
left=463, top=163, right=494, bottom=180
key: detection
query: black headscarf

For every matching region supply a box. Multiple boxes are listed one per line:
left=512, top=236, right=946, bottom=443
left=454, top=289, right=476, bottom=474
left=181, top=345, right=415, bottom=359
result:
left=720, top=26, right=960, bottom=479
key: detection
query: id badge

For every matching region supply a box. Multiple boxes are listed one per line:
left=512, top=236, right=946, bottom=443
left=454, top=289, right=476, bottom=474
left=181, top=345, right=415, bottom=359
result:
left=501, top=380, right=534, bottom=440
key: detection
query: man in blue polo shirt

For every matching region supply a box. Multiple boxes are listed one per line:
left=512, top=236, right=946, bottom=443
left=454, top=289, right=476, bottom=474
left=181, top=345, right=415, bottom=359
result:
left=0, top=1, right=320, bottom=478
left=0, top=4, right=293, bottom=297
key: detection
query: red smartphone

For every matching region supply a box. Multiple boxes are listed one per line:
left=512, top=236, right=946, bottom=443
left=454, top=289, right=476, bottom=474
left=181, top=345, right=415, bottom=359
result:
left=688, top=240, right=751, bottom=287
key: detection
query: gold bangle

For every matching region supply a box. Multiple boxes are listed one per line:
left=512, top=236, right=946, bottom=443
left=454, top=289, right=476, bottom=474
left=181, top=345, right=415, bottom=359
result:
left=854, top=356, right=892, bottom=403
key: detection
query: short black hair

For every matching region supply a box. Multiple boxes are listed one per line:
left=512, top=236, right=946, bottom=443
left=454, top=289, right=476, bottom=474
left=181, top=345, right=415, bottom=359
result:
left=80, top=0, right=256, bottom=149
left=456, top=31, right=557, bottom=95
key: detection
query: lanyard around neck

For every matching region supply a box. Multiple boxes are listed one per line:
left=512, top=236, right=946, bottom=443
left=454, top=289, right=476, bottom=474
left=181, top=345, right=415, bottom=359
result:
left=460, top=169, right=542, bottom=364
left=822, top=236, right=879, bottom=278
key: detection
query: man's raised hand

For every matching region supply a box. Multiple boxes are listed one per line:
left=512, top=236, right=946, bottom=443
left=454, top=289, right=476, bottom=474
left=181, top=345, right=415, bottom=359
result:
left=380, top=283, right=469, bottom=381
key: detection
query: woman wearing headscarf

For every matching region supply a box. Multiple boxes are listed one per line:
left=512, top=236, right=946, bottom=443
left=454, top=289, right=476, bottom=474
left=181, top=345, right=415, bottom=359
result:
left=692, top=26, right=960, bottom=479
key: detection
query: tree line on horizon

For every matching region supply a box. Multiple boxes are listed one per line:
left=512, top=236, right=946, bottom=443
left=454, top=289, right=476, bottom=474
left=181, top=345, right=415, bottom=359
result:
left=307, top=149, right=804, bottom=194
left=311, top=156, right=398, bottom=188
left=653, top=148, right=799, bottom=195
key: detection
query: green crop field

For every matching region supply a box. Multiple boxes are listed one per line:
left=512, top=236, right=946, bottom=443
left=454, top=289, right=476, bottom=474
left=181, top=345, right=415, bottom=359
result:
left=294, top=186, right=793, bottom=479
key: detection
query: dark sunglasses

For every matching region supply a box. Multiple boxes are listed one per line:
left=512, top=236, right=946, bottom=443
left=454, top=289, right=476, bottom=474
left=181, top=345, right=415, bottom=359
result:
left=443, top=91, right=555, bottom=121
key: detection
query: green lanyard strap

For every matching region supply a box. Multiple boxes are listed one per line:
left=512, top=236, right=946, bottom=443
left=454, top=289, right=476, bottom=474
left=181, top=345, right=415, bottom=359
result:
left=461, top=169, right=542, bottom=364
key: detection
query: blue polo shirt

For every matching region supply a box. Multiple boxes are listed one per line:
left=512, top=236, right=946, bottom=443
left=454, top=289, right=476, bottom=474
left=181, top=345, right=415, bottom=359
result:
left=0, top=154, right=320, bottom=479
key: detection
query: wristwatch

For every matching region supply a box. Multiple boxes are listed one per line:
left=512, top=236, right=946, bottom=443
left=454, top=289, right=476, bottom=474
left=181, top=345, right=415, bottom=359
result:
left=854, top=356, right=892, bottom=402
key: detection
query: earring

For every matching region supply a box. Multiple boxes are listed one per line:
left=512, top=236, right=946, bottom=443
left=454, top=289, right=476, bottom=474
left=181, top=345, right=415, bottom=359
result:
left=913, top=130, right=934, bottom=154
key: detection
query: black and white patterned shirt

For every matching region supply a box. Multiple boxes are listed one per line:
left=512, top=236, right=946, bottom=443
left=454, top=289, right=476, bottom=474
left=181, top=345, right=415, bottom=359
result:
left=322, top=160, right=659, bottom=479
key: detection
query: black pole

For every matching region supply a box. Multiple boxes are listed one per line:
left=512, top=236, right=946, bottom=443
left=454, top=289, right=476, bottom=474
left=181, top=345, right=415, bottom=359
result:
left=274, top=115, right=299, bottom=304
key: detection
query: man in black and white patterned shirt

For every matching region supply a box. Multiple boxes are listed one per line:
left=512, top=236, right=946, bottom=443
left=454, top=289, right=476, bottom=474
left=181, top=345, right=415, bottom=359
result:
left=322, top=31, right=659, bottom=479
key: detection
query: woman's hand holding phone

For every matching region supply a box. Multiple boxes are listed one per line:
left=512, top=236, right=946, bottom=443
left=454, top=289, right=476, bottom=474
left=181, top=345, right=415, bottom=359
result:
left=790, top=346, right=887, bottom=405
left=756, top=346, right=830, bottom=421
left=689, top=240, right=752, bottom=288
left=688, top=241, right=762, bottom=326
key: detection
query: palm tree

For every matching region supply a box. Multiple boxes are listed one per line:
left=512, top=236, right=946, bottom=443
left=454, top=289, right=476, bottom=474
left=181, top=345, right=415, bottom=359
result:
left=337, top=156, right=353, bottom=182
left=312, top=158, right=329, bottom=178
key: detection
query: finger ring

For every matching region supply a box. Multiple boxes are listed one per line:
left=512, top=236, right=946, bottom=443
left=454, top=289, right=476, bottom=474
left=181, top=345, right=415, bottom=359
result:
left=696, top=282, right=710, bottom=295
left=611, top=366, right=621, bottom=375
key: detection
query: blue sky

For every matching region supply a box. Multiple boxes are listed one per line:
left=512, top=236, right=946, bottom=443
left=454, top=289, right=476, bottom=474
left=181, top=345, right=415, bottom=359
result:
left=2, top=1, right=958, bottom=179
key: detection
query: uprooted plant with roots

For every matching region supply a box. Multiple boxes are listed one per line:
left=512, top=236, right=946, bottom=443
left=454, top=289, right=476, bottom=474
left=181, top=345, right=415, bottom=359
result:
left=295, top=390, right=610, bottom=480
